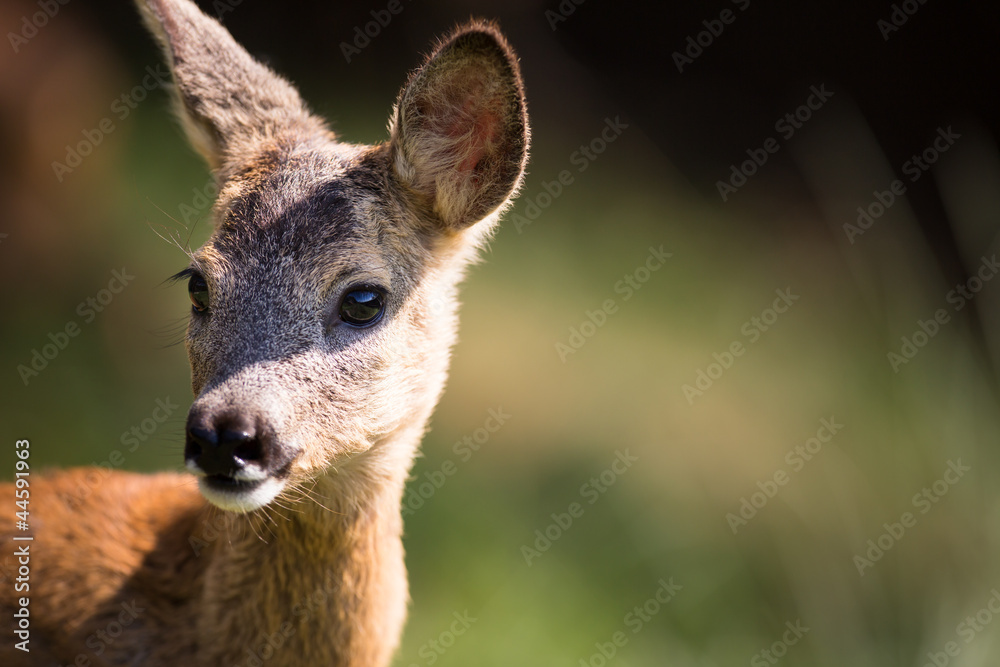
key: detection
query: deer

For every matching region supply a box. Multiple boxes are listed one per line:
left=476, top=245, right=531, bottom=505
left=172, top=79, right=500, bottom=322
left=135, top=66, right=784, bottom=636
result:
left=0, top=0, right=528, bottom=664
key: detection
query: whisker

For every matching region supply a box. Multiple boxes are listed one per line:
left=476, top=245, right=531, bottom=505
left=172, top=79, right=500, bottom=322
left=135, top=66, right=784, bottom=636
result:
left=270, top=496, right=302, bottom=517
left=295, top=479, right=342, bottom=515
left=245, top=510, right=266, bottom=544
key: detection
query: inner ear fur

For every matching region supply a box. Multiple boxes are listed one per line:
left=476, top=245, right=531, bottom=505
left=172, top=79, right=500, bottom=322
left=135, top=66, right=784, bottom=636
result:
left=389, top=21, right=530, bottom=231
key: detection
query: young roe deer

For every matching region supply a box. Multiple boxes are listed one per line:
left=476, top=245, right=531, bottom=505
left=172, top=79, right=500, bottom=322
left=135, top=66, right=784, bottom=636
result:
left=0, top=0, right=528, bottom=664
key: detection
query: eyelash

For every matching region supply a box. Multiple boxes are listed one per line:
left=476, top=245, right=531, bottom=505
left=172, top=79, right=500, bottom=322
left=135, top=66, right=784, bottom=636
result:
left=168, top=267, right=196, bottom=284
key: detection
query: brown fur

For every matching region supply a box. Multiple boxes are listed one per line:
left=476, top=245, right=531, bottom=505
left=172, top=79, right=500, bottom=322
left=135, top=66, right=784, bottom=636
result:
left=0, top=2, right=528, bottom=665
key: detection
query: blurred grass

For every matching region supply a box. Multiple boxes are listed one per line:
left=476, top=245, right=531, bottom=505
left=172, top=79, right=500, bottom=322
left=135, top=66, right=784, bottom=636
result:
left=2, top=13, right=1000, bottom=667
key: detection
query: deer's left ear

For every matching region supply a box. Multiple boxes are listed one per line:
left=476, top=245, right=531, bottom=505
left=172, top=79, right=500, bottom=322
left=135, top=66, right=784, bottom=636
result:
left=389, top=21, right=530, bottom=231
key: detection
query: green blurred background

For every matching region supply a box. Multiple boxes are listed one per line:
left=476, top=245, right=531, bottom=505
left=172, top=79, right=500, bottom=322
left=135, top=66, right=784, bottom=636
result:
left=2, top=1, right=1000, bottom=665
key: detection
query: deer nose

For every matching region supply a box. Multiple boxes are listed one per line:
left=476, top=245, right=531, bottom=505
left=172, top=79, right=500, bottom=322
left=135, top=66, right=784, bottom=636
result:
left=185, top=412, right=266, bottom=478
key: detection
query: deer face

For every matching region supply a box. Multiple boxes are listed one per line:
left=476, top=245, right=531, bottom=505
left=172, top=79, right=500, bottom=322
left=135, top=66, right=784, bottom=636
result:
left=179, top=143, right=460, bottom=512
left=139, top=1, right=528, bottom=512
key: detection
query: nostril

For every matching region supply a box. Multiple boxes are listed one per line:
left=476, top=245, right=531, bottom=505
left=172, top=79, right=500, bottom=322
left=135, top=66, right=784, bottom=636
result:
left=220, top=429, right=262, bottom=466
left=185, top=425, right=218, bottom=465
left=231, top=439, right=263, bottom=465
left=220, top=429, right=253, bottom=445
left=189, top=426, right=218, bottom=447
left=185, top=411, right=270, bottom=478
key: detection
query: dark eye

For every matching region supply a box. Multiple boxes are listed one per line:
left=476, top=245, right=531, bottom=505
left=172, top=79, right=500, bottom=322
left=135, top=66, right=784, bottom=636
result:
left=339, top=288, right=384, bottom=326
left=188, top=274, right=210, bottom=313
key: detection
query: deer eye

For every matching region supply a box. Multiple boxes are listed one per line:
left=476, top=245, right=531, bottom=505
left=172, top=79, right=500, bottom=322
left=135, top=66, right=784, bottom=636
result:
left=188, top=274, right=210, bottom=313
left=339, top=288, right=384, bottom=326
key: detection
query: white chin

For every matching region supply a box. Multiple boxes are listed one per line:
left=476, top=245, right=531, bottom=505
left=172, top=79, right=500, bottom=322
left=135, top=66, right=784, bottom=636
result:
left=198, top=476, right=285, bottom=513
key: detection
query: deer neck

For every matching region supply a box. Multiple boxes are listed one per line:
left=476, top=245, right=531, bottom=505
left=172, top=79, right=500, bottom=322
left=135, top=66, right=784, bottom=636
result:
left=196, top=429, right=418, bottom=667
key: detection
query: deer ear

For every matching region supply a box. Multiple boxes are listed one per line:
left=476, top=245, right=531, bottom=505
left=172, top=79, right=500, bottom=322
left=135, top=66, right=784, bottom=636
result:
left=136, top=0, right=318, bottom=171
left=389, top=21, right=530, bottom=231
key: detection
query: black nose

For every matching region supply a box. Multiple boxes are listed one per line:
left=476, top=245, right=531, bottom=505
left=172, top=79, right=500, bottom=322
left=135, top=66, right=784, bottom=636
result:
left=185, top=411, right=266, bottom=477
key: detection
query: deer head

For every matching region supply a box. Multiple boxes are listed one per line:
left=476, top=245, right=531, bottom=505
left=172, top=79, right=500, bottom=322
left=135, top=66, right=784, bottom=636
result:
left=139, top=0, right=529, bottom=512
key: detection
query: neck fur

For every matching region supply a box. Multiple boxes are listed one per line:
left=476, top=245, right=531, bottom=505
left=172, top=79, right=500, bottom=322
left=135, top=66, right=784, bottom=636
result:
left=195, top=429, right=419, bottom=667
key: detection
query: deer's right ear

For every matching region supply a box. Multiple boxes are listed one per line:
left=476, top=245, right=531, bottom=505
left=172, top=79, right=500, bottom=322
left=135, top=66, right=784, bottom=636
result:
left=136, top=0, right=315, bottom=171
left=389, top=21, right=530, bottom=232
